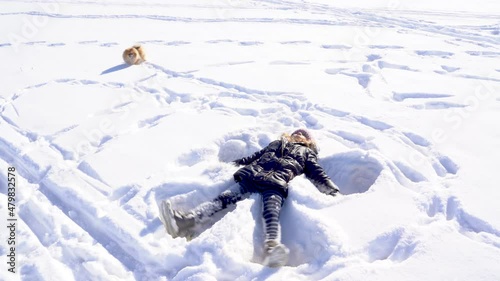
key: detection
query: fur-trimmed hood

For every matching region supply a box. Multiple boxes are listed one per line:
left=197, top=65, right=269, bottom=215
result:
left=281, top=133, right=318, bottom=154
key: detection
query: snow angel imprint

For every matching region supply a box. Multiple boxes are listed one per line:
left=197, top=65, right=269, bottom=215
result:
left=158, top=129, right=340, bottom=267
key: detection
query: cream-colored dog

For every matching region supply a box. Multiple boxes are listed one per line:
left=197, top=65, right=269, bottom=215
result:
left=122, top=45, right=146, bottom=65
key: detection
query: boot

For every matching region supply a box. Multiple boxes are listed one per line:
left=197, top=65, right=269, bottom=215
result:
left=159, top=188, right=246, bottom=240
left=159, top=200, right=195, bottom=240
left=263, top=239, right=289, bottom=268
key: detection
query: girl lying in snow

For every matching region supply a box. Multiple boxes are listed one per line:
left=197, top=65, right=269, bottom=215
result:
left=159, top=129, right=340, bottom=267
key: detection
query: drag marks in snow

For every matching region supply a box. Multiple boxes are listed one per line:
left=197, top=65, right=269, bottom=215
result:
left=465, top=50, right=500, bottom=57
left=0, top=72, right=201, bottom=278
left=1, top=46, right=462, bottom=278
left=18, top=191, right=134, bottom=280
left=422, top=195, right=500, bottom=249
left=415, top=50, right=454, bottom=58
left=392, top=92, right=467, bottom=110
left=393, top=92, right=453, bottom=102
left=402, top=132, right=431, bottom=147
left=321, top=44, right=351, bottom=50
left=365, top=227, right=417, bottom=263
left=2, top=4, right=488, bottom=278
left=440, top=65, right=461, bottom=73
left=353, top=116, right=392, bottom=131
left=437, top=155, right=459, bottom=175
left=377, top=60, right=418, bottom=72
left=394, top=162, right=427, bottom=183
left=37, top=169, right=175, bottom=278
left=280, top=40, right=311, bottom=45
left=396, top=130, right=459, bottom=179
left=319, top=111, right=459, bottom=187
left=340, top=72, right=371, bottom=89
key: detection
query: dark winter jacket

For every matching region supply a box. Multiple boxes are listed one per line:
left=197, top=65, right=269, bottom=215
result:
left=233, top=138, right=339, bottom=198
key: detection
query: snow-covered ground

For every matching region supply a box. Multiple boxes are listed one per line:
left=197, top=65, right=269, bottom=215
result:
left=1, top=0, right=499, bottom=280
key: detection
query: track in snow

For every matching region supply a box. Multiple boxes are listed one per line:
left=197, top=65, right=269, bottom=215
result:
left=1, top=1, right=499, bottom=280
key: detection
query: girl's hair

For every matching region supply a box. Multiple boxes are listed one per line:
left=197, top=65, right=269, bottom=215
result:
left=281, top=133, right=318, bottom=153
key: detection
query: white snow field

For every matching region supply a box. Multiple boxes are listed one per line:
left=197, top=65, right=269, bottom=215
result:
left=1, top=0, right=500, bottom=280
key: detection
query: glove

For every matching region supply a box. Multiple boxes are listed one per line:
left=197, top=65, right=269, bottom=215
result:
left=326, top=180, right=340, bottom=197
left=312, top=179, right=340, bottom=197
left=329, top=189, right=339, bottom=197
left=232, top=159, right=244, bottom=167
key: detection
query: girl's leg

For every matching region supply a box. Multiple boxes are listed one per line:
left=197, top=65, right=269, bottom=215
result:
left=262, top=189, right=284, bottom=243
left=160, top=183, right=251, bottom=239
left=261, top=189, right=289, bottom=267
left=192, top=184, right=251, bottom=222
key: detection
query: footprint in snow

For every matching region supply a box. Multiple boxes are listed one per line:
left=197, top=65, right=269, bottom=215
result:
left=321, top=44, right=351, bottom=50
left=422, top=195, right=500, bottom=249
left=415, top=50, right=454, bottom=58
left=365, top=227, right=417, bottom=263
left=239, top=41, right=263, bottom=46
left=280, top=40, right=311, bottom=45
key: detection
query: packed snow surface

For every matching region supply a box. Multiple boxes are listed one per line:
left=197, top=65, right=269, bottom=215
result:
left=1, top=0, right=500, bottom=280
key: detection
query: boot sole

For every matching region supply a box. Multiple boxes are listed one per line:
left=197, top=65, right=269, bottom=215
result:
left=265, top=244, right=289, bottom=268
left=159, top=200, right=179, bottom=238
